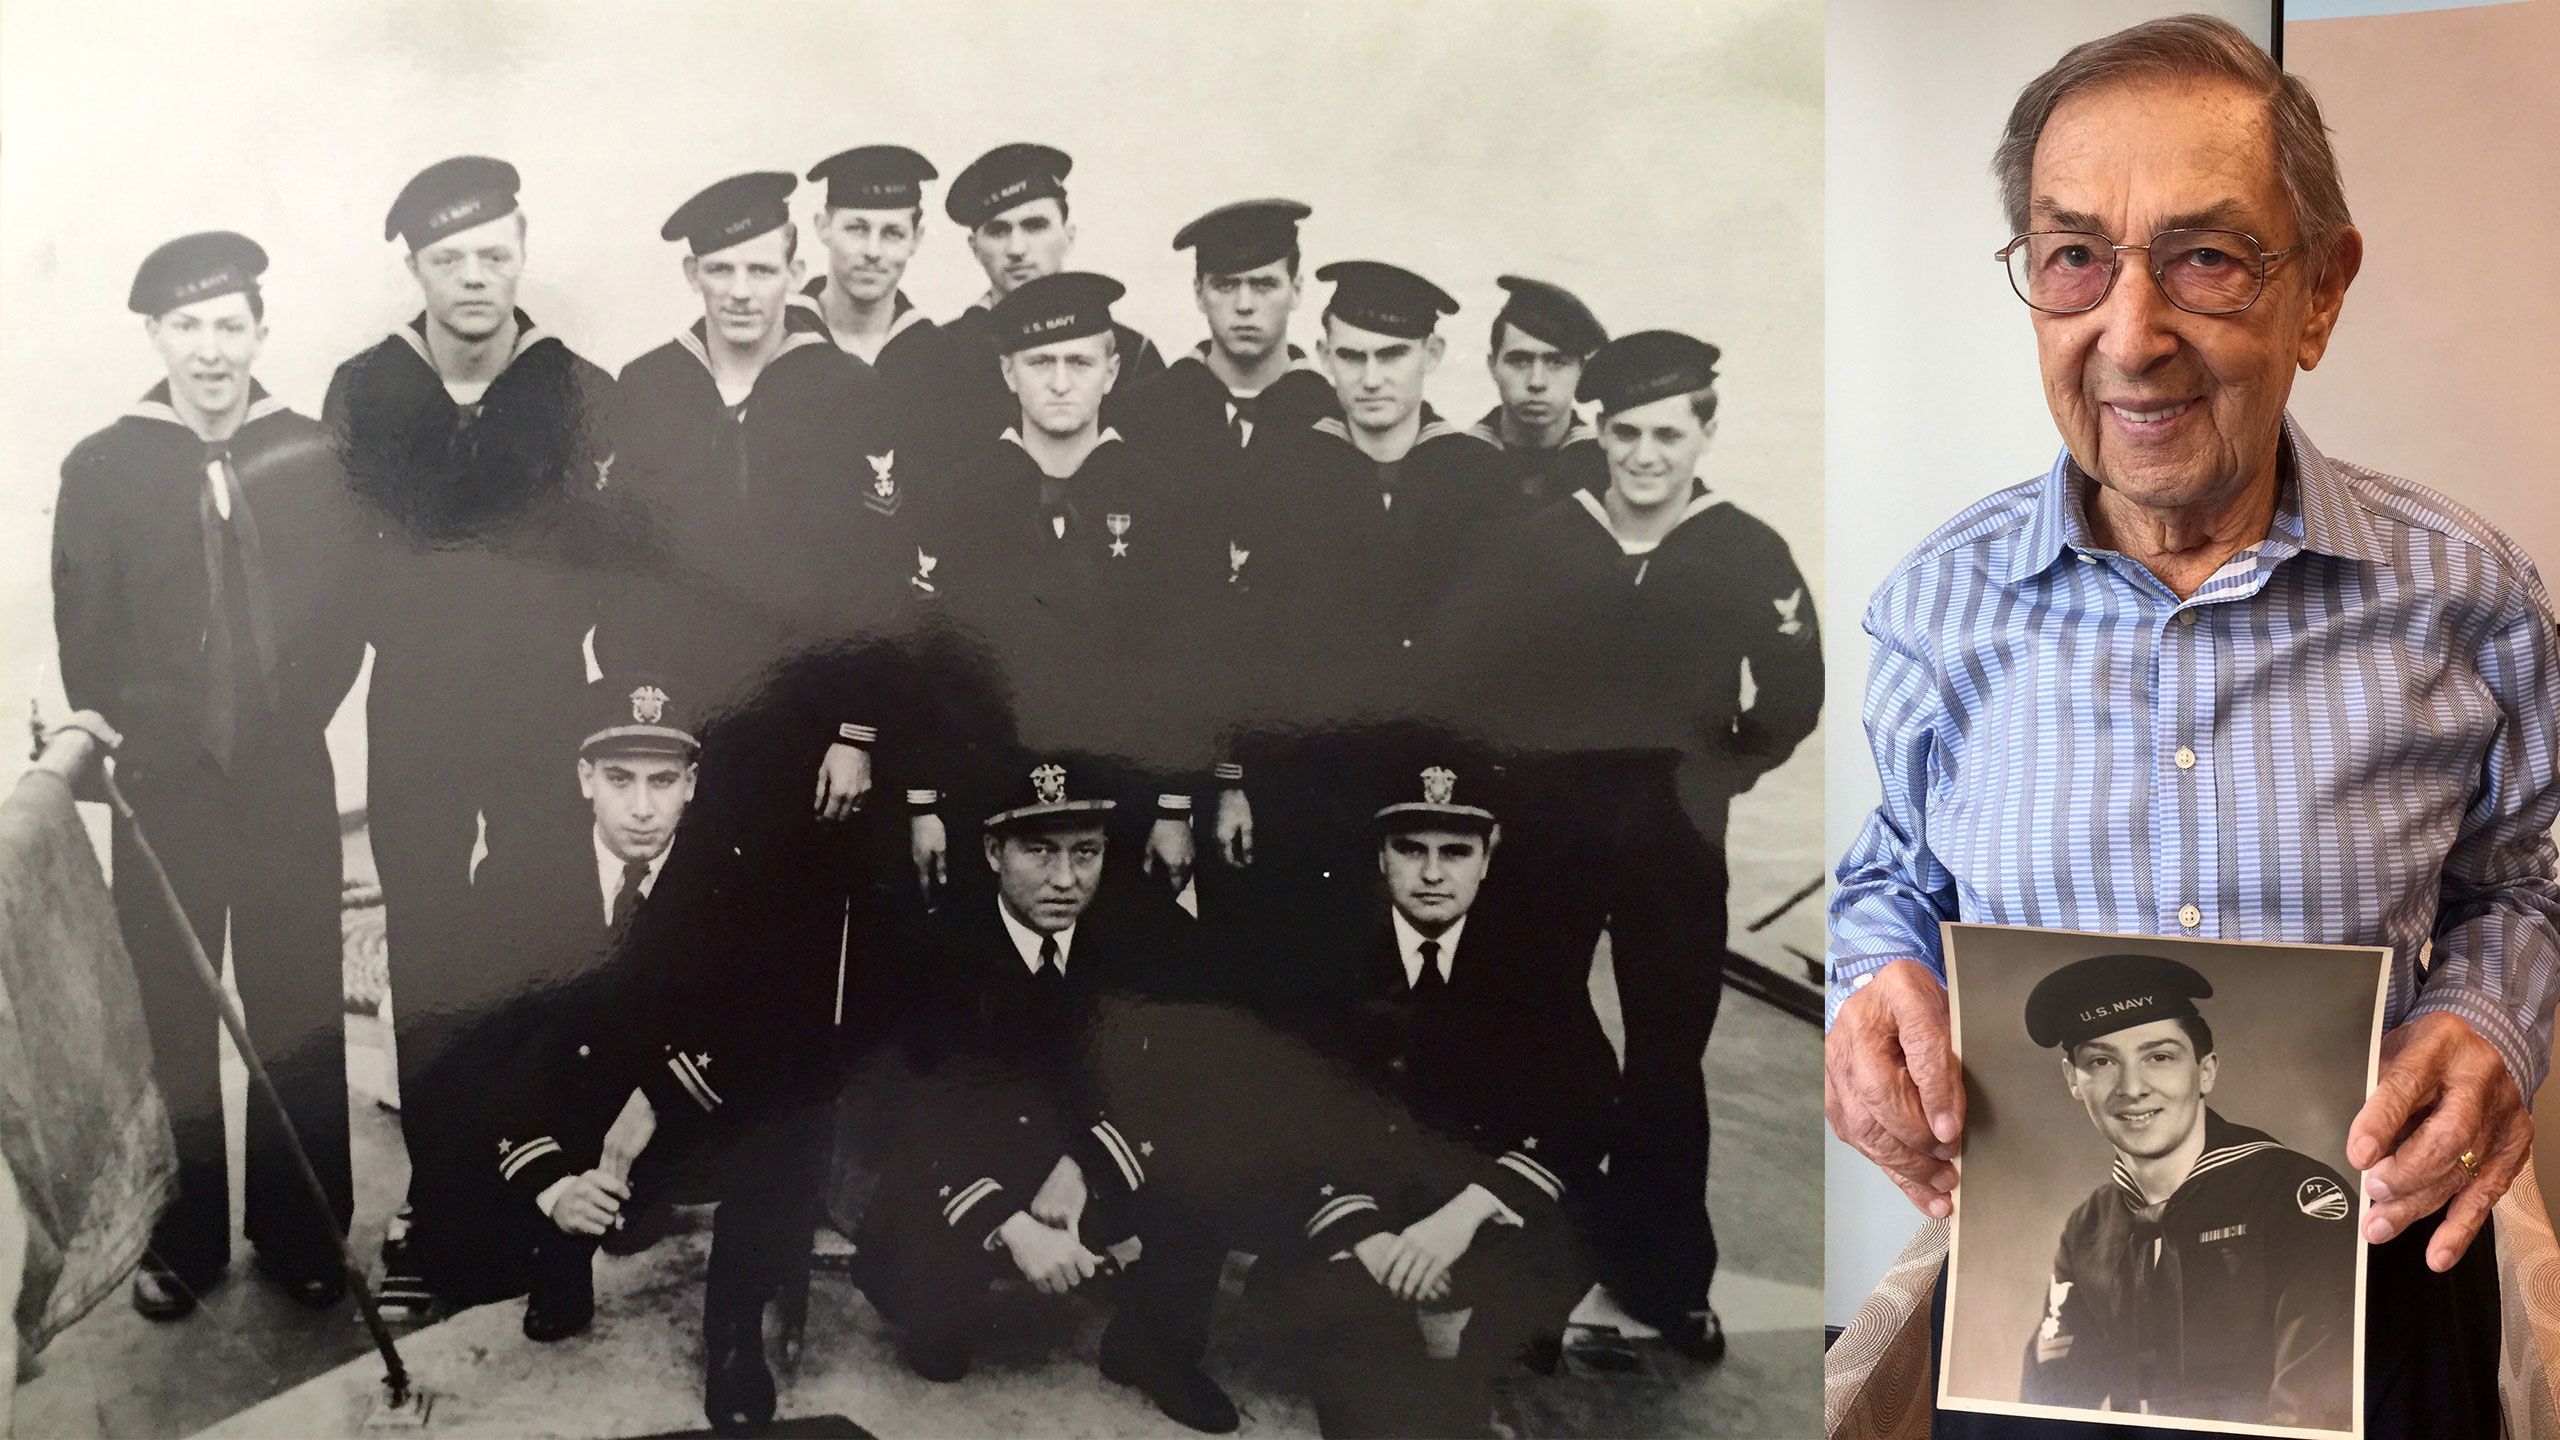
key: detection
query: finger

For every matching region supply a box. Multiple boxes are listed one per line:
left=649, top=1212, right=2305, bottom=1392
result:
left=2364, top=1092, right=2481, bottom=1206
left=2349, top=1038, right=2448, bottom=1170
left=1884, top=984, right=1964, bottom=1145
left=596, top=1173, right=631, bottom=1200
left=2426, top=1180, right=2498, bottom=1273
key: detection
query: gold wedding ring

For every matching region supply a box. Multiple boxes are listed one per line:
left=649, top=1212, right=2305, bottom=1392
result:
left=2458, top=1149, right=2482, bottom=1176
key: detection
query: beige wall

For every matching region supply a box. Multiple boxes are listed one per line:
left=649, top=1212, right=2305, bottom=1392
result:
left=2284, top=0, right=2560, bottom=1231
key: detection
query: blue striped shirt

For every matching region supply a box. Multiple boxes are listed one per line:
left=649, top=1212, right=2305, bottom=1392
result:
left=1828, top=416, right=2560, bottom=1098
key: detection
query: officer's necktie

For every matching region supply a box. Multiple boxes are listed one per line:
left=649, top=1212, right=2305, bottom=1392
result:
left=610, top=858, right=651, bottom=930
left=198, top=442, right=278, bottom=771
left=1415, top=939, right=1446, bottom=998
left=1038, top=934, right=1063, bottom=978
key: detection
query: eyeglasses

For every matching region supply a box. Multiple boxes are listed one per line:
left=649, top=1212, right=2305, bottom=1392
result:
left=1995, top=228, right=2301, bottom=316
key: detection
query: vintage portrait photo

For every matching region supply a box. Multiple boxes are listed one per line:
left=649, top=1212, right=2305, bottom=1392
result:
left=1936, top=922, right=2387, bottom=1438
left=0, top=1, right=1824, bottom=1436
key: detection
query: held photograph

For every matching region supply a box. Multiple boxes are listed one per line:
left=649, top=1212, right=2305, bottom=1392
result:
left=1937, top=922, right=2388, bottom=1438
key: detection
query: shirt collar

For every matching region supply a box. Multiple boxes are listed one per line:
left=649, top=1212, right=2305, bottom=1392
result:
left=1388, top=908, right=1463, bottom=988
left=2010, top=411, right=2388, bottom=585
left=593, top=827, right=672, bottom=922
left=997, top=896, right=1073, bottom=975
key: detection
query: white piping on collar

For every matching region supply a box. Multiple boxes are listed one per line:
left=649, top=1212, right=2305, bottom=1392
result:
left=675, top=322, right=827, bottom=388
left=123, top=388, right=288, bottom=431
left=1000, top=425, right=1125, bottom=453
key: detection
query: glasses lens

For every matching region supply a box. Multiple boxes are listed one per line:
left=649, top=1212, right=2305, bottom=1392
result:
left=2153, top=229, right=2265, bottom=314
left=2010, top=233, right=2113, bottom=313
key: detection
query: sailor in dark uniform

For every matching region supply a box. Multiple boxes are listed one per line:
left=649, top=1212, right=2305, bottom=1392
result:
left=54, top=233, right=364, bottom=1319
left=602, top=170, right=910, bottom=1106
left=905, top=271, right=1204, bottom=908
left=1210, top=261, right=1506, bottom=980
left=1428, top=330, right=1823, bottom=1361
left=1112, top=200, right=1338, bottom=895
left=1466, top=275, right=1608, bottom=513
left=322, top=156, right=620, bottom=1314
left=2015, top=954, right=2356, bottom=1430
left=490, top=675, right=840, bottom=1436
left=857, top=759, right=1241, bottom=1433
left=795, top=145, right=944, bottom=372
left=937, top=143, right=1167, bottom=453
left=1263, top=761, right=1615, bottom=1438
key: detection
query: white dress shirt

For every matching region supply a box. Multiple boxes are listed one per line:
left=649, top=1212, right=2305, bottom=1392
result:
left=1389, top=909, right=1464, bottom=988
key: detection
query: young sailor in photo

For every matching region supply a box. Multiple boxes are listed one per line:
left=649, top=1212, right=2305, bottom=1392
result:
left=322, top=155, right=622, bottom=1317
left=1430, top=328, right=1823, bottom=1361
left=57, top=231, right=364, bottom=1320
left=1469, top=274, right=1609, bottom=512
left=2016, top=953, right=2356, bottom=1430
left=905, top=271, right=1204, bottom=908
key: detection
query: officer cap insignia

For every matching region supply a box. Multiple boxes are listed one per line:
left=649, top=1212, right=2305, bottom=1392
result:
left=1032, top=763, right=1068, bottom=806
left=1422, top=767, right=1457, bottom=806
left=631, top=685, right=669, bottom=726
left=2296, top=1176, right=2350, bottom=1220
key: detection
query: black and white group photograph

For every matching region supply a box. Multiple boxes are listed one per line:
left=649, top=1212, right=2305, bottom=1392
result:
left=1936, top=926, right=2387, bottom=1436
left=0, top=1, right=1824, bottom=1437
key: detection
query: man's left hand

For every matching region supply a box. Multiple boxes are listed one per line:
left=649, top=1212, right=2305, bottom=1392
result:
left=1144, top=817, right=1195, bottom=895
left=1381, top=1199, right=1487, bottom=1302
left=2348, top=1012, right=2532, bottom=1272
left=814, top=742, right=872, bottom=821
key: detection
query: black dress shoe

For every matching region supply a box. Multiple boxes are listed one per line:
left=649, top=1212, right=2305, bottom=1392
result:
left=1099, top=1337, right=1240, bottom=1434
left=704, top=1307, right=777, bottom=1436
left=130, top=1264, right=201, bottom=1321
left=899, top=1333, right=972, bottom=1384
left=1665, top=1307, right=1727, bottom=1364
left=253, top=1250, right=347, bottom=1310
left=522, top=1257, right=595, bottom=1343
left=1522, top=1332, right=1564, bottom=1376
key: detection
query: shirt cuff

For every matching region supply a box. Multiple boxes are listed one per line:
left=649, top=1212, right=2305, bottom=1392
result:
left=536, top=1176, right=576, bottom=1221
left=1826, top=952, right=1937, bottom=1029
left=2404, top=988, right=2546, bottom=1106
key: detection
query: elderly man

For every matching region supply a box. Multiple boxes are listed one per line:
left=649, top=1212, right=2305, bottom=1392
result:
left=1824, top=16, right=2559, bottom=1438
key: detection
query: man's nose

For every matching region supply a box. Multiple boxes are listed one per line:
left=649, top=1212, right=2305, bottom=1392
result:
left=2087, top=255, right=2183, bottom=378
left=1524, top=359, right=1551, bottom=392
left=1361, top=359, right=1386, bottom=388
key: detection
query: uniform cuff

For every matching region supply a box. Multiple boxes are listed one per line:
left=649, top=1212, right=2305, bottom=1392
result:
left=1305, top=1191, right=1389, bottom=1249
left=907, top=789, right=941, bottom=810
left=943, top=1177, right=1005, bottom=1230
left=1079, top=1119, right=1148, bottom=1200
left=664, top=1048, right=723, bottom=1114
left=1213, top=762, right=1244, bottom=783
left=834, top=723, right=878, bottom=747
left=1156, top=794, right=1193, bottom=816
left=500, top=1135, right=573, bottom=1199
left=1494, top=1147, right=1566, bottom=1205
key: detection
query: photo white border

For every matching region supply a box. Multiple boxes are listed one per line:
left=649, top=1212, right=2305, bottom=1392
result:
left=1935, top=919, right=2387, bottom=1439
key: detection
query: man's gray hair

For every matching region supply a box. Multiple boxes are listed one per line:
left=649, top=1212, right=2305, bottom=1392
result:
left=1993, top=14, right=2352, bottom=269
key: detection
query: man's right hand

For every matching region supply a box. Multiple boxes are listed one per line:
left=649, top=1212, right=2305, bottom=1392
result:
left=998, top=1211, right=1104, bottom=1295
left=1214, top=788, right=1253, bottom=868
left=544, top=1169, right=630, bottom=1237
left=1825, top=958, right=1965, bottom=1217
left=910, top=813, right=949, bottom=901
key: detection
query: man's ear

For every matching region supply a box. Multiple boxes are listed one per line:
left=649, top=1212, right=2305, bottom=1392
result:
left=1423, top=333, right=1446, bottom=372
left=1103, top=349, right=1121, bottom=395
left=2197, top=1052, right=2219, bottom=1097
left=2061, top=1054, right=2083, bottom=1100
left=983, top=833, right=1003, bottom=875
left=681, top=253, right=702, bottom=293
left=2296, top=225, right=2363, bottom=372
left=577, top=758, right=599, bottom=800
left=403, top=251, right=423, bottom=285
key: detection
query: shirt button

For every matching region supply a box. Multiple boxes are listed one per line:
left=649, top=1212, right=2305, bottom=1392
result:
left=1852, top=972, right=1874, bottom=992
left=2173, top=746, right=2197, bottom=771
left=2178, top=903, right=2202, bottom=930
left=577, top=1045, right=591, bottom=1058
left=2076, top=552, right=2096, bottom=565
